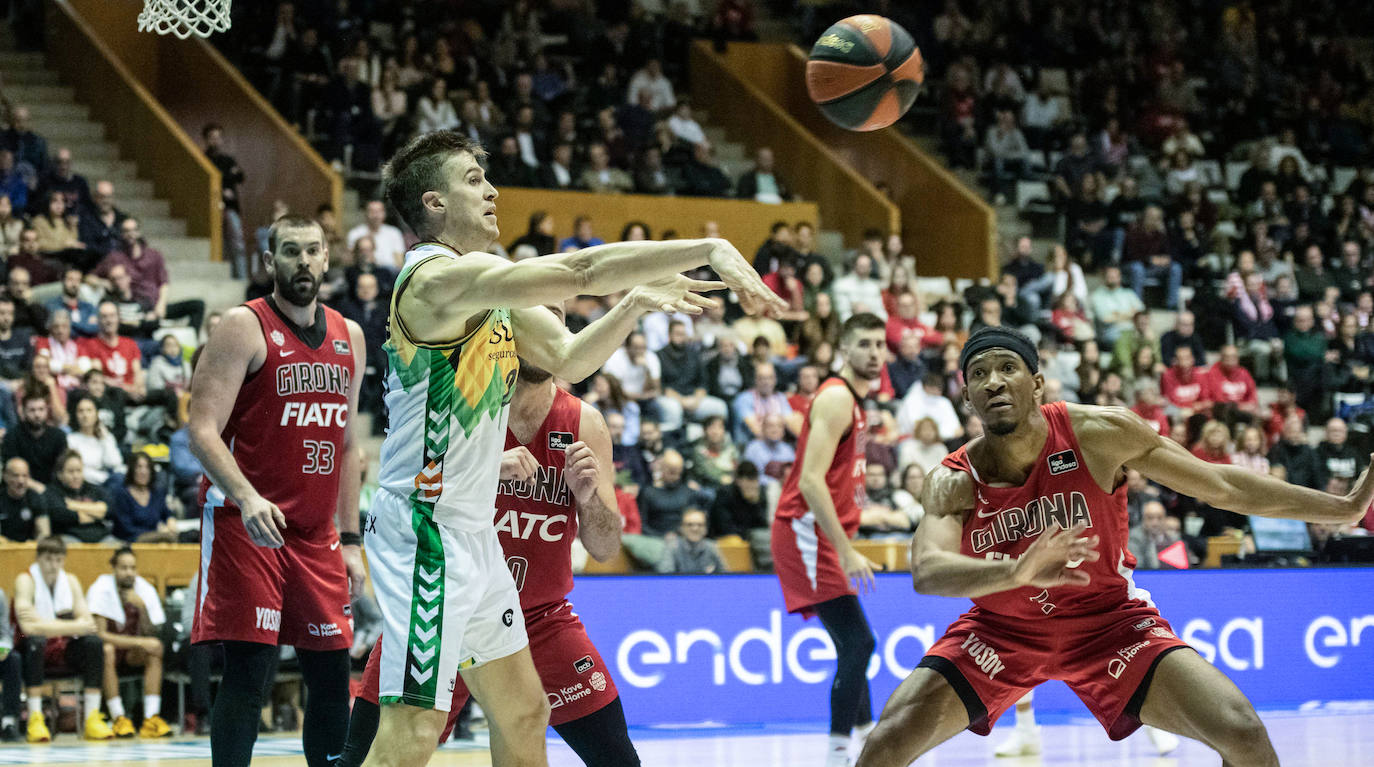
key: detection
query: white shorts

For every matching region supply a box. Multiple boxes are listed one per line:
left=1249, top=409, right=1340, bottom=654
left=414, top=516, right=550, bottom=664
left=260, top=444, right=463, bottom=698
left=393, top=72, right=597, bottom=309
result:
left=365, top=489, right=528, bottom=711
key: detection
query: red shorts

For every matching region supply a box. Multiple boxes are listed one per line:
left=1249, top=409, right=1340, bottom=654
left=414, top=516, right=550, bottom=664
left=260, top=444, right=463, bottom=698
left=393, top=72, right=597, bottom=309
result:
left=770, top=514, right=854, bottom=617
left=359, top=601, right=618, bottom=732
left=192, top=507, right=353, bottom=650
left=921, top=604, right=1191, bottom=740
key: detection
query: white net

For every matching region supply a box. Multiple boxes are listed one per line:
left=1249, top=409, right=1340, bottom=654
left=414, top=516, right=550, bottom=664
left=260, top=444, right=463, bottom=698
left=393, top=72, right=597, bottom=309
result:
left=138, top=0, right=232, bottom=39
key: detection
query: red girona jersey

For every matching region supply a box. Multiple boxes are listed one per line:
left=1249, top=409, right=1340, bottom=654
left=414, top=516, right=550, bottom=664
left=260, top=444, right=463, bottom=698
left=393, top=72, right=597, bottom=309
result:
left=494, top=388, right=583, bottom=616
left=199, top=298, right=354, bottom=531
left=775, top=377, right=868, bottom=535
left=942, top=401, right=1149, bottom=621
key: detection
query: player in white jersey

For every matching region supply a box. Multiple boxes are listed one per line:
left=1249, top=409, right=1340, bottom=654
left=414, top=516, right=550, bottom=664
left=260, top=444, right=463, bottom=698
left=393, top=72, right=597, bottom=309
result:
left=364, top=131, right=784, bottom=767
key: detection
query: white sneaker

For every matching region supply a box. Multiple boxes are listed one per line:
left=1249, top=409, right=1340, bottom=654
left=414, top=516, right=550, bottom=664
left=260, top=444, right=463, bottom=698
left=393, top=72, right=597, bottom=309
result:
left=824, top=746, right=850, bottom=767
left=994, top=726, right=1042, bottom=757
left=1145, top=726, right=1180, bottom=755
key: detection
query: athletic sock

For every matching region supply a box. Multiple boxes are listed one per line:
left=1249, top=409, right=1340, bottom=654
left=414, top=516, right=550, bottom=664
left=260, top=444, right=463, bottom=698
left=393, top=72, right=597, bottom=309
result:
left=145, top=694, right=161, bottom=718
left=826, top=734, right=850, bottom=767
left=852, top=720, right=876, bottom=743
left=27, top=697, right=41, bottom=716
left=2, top=715, right=15, bottom=728
left=1018, top=704, right=1037, bottom=732
left=84, top=691, right=103, bottom=719
left=108, top=696, right=126, bottom=719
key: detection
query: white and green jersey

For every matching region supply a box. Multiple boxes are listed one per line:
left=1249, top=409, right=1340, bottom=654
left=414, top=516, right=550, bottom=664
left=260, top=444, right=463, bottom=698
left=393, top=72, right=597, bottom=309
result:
left=377, top=242, right=520, bottom=532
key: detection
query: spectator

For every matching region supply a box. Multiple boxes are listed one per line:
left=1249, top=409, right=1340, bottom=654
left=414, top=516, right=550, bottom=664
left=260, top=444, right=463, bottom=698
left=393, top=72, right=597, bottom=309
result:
left=737, top=147, right=790, bottom=204
left=666, top=100, right=706, bottom=147
left=638, top=449, right=706, bottom=537
left=1128, top=500, right=1182, bottom=570
left=1122, top=206, right=1182, bottom=310
left=32, top=192, right=86, bottom=268
left=680, top=141, right=732, bottom=197
left=14, top=536, right=108, bottom=743
left=2, top=392, right=66, bottom=488
left=887, top=334, right=926, bottom=400
left=147, top=334, right=192, bottom=398
left=1232, top=273, right=1283, bottom=383
left=858, top=462, right=910, bottom=537
left=1202, top=345, right=1260, bottom=421
left=510, top=105, right=545, bottom=170
left=488, top=135, right=537, bottom=188
left=656, top=508, right=725, bottom=574
left=1160, top=345, right=1211, bottom=418
left=43, top=268, right=98, bottom=338
left=557, top=215, right=605, bottom=252
left=588, top=373, right=642, bottom=450
left=832, top=254, right=886, bottom=321
left=75, top=369, right=129, bottom=447
left=80, top=302, right=145, bottom=400
left=1283, top=305, right=1328, bottom=413
left=0, top=193, right=22, bottom=256
left=540, top=143, right=579, bottom=191
left=1089, top=264, right=1144, bottom=346
left=1049, top=292, right=1094, bottom=345
left=1316, top=418, right=1360, bottom=482
left=1295, top=244, right=1334, bottom=303
left=415, top=78, right=459, bottom=134
left=0, top=457, right=52, bottom=542
left=604, top=331, right=681, bottom=430
left=101, top=264, right=157, bottom=338
left=86, top=545, right=171, bottom=737
left=14, top=351, right=66, bottom=430
left=1230, top=426, right=1271, bottom=476
left=578, top=142, right=633, bottom=194
left=1131, top=381, right=1171, bottom=435
left=508, top=211, right=556, bottom=257
left=76, top=180, right=126, bottom=264
left=626, top=58, right=675, bottom=112
left=1020, top=79, right=1062, bottom=149
left=752, top=221, right=798, bottom=275
left=0, top=151, right=26, bottom=213
left=885, top=292, right=937, bottom=354
left=898, top=416, right=949, bottom=474
left=897, top=372, right=962, bottom=440
left=731, top=361, right=792, bottom=445
left=659, top=319, right=729, bottom=426
left=1111, top=311, right=1162, bottom=377
left=1160, top=311, right=1207, bottom=370
left=983, top=109, right=1029, bottom=203
left=1051, top=132, right=1096, bottom=204
left=743, top=413, right=796, bottom=485
left=0, top=295, right=32, bottom=387
left=36, top=148, right=91, bottom=216
left=44, top=451, right=113, bottom=544
left=689, top=415, right=739, bottom=490
left=109, top=453, right=175, bottom=543
left=66, top=396, right=125, bottom=487
left=891, top=463, right=926, bottom=527
left=1268, top=414, right=1324, bottom=490
left=336, top=273, right=388, bottom=424
left=346, top=201, right=406, bottom=273
left=633, top=146, right=678, bottom=195
left=97, top=218, right=203, bottom=331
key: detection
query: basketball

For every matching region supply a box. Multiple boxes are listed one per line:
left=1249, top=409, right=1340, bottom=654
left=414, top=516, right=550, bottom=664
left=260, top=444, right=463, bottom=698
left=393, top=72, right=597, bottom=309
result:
left=805, top=15, right=924, bottom=132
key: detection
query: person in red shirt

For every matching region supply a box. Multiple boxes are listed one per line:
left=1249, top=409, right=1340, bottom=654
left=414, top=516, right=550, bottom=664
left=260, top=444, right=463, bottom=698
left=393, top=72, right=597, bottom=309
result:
left=1200, top=345, right=1258, bottom=420
left=788, top=364, right=823, bottom=415
left=760, top=256, right=808, bottom=323
left=79, top=301, right=144, bottom=400
left=1130, top=381, right=1171, bottom=435
left=1160, top=345, right=1210, bottom=415
left=1190, top=420, right=1233, bottom=464
left=885, top=293, right=938, bottom=353
left=1264, top=387, right=1304, bottom=448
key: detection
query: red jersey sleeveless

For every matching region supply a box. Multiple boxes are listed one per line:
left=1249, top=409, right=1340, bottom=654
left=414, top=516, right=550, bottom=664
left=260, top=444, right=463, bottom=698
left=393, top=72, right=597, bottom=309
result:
left=775, top=377, right=868, bottom=535
left=494, top=388, right=583, bottom=616
left=942, top=401, right=1147, bottom=621
left=199, top=298, right=354, bottom=532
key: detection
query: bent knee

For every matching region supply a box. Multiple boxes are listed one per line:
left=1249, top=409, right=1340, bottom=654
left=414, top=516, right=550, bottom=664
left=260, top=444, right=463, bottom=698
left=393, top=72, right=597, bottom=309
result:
left=1214, top=701, right=1267, bottom=745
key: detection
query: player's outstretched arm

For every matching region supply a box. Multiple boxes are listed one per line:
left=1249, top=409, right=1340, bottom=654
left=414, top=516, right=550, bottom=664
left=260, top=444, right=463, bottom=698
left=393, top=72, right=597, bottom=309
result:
left=911, top=466, right=1101, bottom=597
left=1089, top=405, right=1373, bottom=524
left=570, top=403, right=622, bottom=562
left=400, top=238, right=785, bottom=347
left=513, top=277, right=719, bottom=382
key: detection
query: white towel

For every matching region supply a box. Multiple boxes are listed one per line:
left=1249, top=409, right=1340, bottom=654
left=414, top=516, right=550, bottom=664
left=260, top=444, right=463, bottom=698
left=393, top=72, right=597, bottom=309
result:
left=85, top=573, right=165, bottom=629
left=28, top=562, right=73, bottom=620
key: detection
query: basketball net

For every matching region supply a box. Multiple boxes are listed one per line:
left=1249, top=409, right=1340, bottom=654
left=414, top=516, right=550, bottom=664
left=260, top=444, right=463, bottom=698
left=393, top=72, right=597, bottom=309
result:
left=138, top=0, right=232, bottom=40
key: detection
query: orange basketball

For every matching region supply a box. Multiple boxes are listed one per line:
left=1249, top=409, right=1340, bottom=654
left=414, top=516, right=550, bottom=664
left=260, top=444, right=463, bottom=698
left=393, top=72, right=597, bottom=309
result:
left=805, top=15, right=924, bottom=132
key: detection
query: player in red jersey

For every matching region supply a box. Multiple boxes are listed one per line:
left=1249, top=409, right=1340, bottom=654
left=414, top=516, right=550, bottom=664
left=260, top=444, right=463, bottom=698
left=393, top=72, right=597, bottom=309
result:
left=856, top=326, right=1374, bottom=767
left=336, top=320, right=638, bottom=767
left=188, top=214, right=367, bottom=767
left=771, top=313, right=888, bottom=767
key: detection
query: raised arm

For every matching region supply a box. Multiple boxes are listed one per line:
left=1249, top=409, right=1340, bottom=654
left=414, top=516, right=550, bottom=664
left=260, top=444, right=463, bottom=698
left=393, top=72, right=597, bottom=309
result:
left=399, top=238, right=783, bottom=347
left=570, top=403, right=621, bottom=562
left=795, top=386, right=879, bottom=591
left=1091, top=405, right=1374, bottom=524
left=911, top=464, right=1100, bottom=597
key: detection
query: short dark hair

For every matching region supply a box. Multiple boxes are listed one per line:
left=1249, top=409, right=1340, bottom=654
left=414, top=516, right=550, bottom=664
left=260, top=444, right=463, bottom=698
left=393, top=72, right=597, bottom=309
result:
left=736, top=460, right=760, bottom=481
left=770, top=221, right=790, bottom=235
left=316, top=202, right=335, bottom=216
left=37, top=536, right=66, bottom=557
left=267, top=213, right=323, bottom=253
left=862, top=227, right=884, bottom=242
left=202, top=122, right=222, bottom=138
left=57, top=448, right=82, bottom=471
left=839, top=312, right=886, bottom=345
left=110, top=545, right=135, bottom=566
left=382, top=130, right=487, bottom=236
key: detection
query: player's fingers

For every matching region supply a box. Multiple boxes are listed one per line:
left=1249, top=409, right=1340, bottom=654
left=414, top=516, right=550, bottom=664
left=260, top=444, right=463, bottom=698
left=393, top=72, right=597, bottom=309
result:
left=1062, top=569, right=1091, bottom=586
left=687, top=279, right=726, bottom=293
left=683, top=291, right=716, bottom=309
left=272, top=505, right=287, bottom=530
left=675, top=299, right=705, bottom=315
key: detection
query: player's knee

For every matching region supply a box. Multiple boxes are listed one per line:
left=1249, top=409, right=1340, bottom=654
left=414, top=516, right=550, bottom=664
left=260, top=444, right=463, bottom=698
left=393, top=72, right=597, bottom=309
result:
left=147, top=642, right=164, bottom=658
left=855, top=629, right=876, bottom=659
left=1213, top=699, right=1269, bottom=751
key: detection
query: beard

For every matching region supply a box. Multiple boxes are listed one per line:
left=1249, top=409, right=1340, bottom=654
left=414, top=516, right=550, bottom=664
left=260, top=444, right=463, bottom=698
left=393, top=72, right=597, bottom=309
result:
left=517, top=361, right=552, bottom=383
left=986, top=417, right=1018, bottom=436
left=276, top=269, right=320, bottom=307
left=116, top=577, right=135, bottom=591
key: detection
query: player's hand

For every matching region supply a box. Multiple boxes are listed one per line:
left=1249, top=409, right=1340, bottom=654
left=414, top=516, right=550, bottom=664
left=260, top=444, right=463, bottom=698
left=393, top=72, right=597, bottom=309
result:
left=629, top=275, right=723, bottom=315
left=341, top=544, right=367, bottom=599
left=1011, top=523, right=1100, bottom=589
left=500, top=447, right=538, bottom=483
left=240, top=494, right=287, bottom=548
left=1342, top=453, right=1374, bottom=524
left=140, top=637, right=164, bottom=655
left=73, top=616, right=98, bottom=636
left=706, top=239, right=788, bottom=317
left=565, top=440, right=601, bottom=506
left=840, top=545, right=881, bottom=594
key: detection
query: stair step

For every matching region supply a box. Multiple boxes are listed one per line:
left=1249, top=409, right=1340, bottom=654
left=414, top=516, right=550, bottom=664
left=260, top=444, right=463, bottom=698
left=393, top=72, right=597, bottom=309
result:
left=3, top=84, right=76, bottom=103
left=139, top=216, right=187, bottom=237
left=108, top=178, right=155, bottom=198
left=27, top=119, right=104, bottom=141
left=26, top=102, right=88, bottom=120
left=162, top=259, right=230, bottom=281
left=817, top=229, right=846, bottom=260
left=154, top=236, right=213, bottom=262
left=119, top=196, right=172, bottom=219
left=2, top=67, right=59, bottom=85
left=64, top=140, right=120, bottom=161
left=0, top=51, right=45, bottom=69
left=71, top=158, right=139, bottom=179
left=168, top=276, right=244, bottom=314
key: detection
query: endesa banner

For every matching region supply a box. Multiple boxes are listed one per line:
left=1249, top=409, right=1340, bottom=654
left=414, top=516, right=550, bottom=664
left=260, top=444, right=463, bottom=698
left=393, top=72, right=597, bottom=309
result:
left=565, top=569, right=1374, bottom=725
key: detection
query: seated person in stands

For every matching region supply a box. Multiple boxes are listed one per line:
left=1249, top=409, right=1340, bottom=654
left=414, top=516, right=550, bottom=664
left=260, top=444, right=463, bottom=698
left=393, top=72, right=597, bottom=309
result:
left=656, top=508, right=726, bottom=574
left=0, top=457, right=53, bottom=542
left=742, top=413, right=796, bottom=484
left=857, top=462, right=912, bottom=538
left=87, top=545, right=171, bottom=738
left=110, top=453, right=176, bottom=543
left=706, top=461, right=771, bottom=568
left=14, top=536, right=111, bottom=742
left=0, top=585, right=20, bottom=740
left=45, top=450, right=115, bottom=544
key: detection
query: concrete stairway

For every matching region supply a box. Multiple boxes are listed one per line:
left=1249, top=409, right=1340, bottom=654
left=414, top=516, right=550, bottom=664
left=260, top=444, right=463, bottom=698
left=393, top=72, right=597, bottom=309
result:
left=0, top=49, right=238, bottom=312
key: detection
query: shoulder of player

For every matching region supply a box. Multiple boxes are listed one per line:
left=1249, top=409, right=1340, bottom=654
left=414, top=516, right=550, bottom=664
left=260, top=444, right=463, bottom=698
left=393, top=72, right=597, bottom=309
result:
left=576, top=400, right=613, bottom=444
left=922, top=464, right=974, bottom=517
left=1066, top=402, right=1156, bottom=451
left=209, top=307, right=267, bottom=352
left=810, top=381, right=855, bottom=416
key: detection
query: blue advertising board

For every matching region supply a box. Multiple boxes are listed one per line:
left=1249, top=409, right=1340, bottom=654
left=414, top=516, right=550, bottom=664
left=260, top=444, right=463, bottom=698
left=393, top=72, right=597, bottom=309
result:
left=564, top=569, right=1374, bottom=726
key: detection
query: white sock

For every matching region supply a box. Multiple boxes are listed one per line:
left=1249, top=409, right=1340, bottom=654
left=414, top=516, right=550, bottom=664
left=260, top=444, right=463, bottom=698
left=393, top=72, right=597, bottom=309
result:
left=852, top=720, right=877, bottom=742
left=1017, top=704, right=1037, bottom=732
left=84, top=691, right=103, bottom=719
left=828, top=733, right=849, bottom=752
left=27, top=697, right=41, bottom=716
left=145, top=694, right=161, bottom=718
left=2, top=715, right=14, bottom=728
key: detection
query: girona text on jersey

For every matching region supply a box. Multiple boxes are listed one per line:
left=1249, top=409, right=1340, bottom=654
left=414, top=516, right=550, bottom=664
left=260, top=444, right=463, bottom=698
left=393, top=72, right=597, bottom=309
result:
left=970, top=491, right=1093, bottom=554
left=276, top=361, right=352, bottom=397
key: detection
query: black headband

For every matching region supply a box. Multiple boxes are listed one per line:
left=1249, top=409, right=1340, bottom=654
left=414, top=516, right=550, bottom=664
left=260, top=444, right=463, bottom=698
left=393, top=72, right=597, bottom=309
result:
left=959, top=326, right=1039, bottom=377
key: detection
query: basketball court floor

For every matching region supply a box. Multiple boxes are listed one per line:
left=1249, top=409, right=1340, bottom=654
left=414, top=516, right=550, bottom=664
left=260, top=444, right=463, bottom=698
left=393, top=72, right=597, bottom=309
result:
left=2, top=706, right=1369, bottom=766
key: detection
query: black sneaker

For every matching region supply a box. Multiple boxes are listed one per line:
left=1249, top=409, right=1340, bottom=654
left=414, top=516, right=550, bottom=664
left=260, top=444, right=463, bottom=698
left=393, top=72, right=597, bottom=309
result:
left=0, top=722, right=18, bottom=742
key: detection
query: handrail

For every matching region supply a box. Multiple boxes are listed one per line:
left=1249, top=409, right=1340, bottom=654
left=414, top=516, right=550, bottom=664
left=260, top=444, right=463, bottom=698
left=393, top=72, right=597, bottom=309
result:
left=47, top=0, right=221, bottom=260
